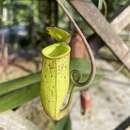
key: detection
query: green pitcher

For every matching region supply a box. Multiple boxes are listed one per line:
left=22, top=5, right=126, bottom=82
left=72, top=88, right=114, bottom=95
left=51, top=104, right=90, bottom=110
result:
left=40, top=43, right=71, bottom=120
left=40, top=27, right=96, bottom=121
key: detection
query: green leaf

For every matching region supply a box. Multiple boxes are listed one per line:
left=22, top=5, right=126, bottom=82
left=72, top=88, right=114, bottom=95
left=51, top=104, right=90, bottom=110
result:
left=0, top=72, right=40, bottom=112
left=0, top=82, right=40, bottom=112
left=0, top=72, right=40, bottom=96
left=52, top=116, right=71, bottom=130
left=47, top=27, right=71, bottom=43
left=70, top=58, right=91, bottom=74
left=64, top=116, right=72, bottom=130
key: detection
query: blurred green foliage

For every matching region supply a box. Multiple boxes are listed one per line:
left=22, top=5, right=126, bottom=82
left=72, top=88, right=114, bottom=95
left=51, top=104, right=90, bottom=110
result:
left=106, top=0, right=129, bottom=20
left=0, top=0, right=129, bottom=49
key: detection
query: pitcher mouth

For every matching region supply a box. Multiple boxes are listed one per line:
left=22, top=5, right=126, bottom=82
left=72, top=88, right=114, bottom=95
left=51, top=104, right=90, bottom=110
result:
left=42, top=43, right=71, bottom=59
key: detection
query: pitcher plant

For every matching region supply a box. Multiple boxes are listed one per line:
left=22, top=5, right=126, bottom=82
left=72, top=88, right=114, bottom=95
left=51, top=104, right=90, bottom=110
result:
left=40, top=27, right=96, bottom=121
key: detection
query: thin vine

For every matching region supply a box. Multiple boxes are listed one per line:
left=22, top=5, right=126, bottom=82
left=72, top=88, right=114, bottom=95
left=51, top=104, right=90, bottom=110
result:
left=56, top=0, right=96, bottom=90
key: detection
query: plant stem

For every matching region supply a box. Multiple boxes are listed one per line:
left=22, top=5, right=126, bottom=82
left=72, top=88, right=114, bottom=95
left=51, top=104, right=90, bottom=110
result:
left=56, top=0, right=96, bottom=89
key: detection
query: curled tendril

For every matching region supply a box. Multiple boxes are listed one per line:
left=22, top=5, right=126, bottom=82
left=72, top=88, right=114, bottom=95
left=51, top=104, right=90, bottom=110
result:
left=71, top=70, right=91, bottom=91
